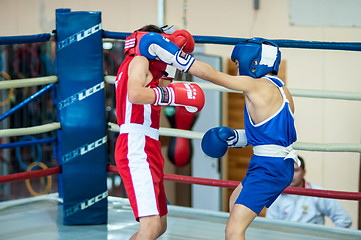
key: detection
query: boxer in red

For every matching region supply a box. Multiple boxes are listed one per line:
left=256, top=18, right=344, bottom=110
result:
left=114, top=24, right=204, bottom=240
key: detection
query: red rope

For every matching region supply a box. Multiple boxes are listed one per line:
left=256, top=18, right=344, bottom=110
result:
left=0, top=166, right=61, bottom=184
left=164, top=173, right=240, bottom=188
left=108, top=165, right=361, bottom=201
left=283, top=187, right=361, bottom=201
left=1, top=165, right=359, bottom=201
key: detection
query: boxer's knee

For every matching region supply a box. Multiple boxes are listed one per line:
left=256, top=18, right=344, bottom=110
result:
left=138, top=215, right=167, bottom=239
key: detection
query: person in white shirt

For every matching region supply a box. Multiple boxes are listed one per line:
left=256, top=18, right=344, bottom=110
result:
left=266, top=155, right=352, bottom=228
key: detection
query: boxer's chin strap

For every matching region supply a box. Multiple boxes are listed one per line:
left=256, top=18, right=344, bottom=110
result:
left=253, top=144, right=300, bottom=166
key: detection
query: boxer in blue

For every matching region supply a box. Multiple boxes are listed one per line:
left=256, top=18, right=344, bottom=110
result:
left=139, top=34, right=299, bottom=240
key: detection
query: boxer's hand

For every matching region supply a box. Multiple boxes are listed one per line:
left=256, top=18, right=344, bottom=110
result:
left=218, top=127, right=247, bottom=148
left=139, top=32, right=195, bottom=72
left=153, top=82, right=205, bottom=113
left=217, top=126, right=237, bottom=146
left=201, top=127, right=248, bottom=158
left=201, top=127, right=229, bottom=158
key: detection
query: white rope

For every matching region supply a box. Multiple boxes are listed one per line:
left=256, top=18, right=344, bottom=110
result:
left=191, top=82, right=361, bottom=101
left=107, top=123, right=361, bottom=153
left=108, top=122, right=203, bottom=139
left=104, top=76, right=361, bottom=101
left=290, top=89, right=361, bottom=101
left=0, top=76, right=58, bottom=89
left=104, top=75, right=116, bottom=84
left=160, top=127, right=203, bottom=139
left=0, top=122, right=61, bottom=137
left=293, top=142, right=361, bottom=153
left=108, top=122, right=120, bottom=132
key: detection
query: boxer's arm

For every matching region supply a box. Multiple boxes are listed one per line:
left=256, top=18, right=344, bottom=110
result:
left=127, top=56, right=204, bottom=112
left=188, top=60, right=257, bottom=93
left=139, top=33, right=257, bottom=93
left=139, top=32, right=260, bottom=93
left=127, top=56, right=157, bottom=104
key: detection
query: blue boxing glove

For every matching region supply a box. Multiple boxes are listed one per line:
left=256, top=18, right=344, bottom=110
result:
left=139, top=32, right=195, bottom=72
left=201, top=127, right=228, bottom=158
left=201, top=127, right=248, bottom=158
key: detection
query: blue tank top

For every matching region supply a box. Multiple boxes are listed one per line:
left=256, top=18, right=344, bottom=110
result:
left=244, top=76, right=297, bottom=147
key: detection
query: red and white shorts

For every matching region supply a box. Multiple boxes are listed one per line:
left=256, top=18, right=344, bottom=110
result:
left=115, top=130, right=168, bottom=221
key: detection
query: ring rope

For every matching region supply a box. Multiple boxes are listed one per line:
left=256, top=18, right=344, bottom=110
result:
left=193, top=82, right=361, bottom=101
left=0, top=71, right=14, bottom=106
left=25, top=162, right=52, bottom=196
left=179, top=81, right=361, bottom=101
left=282, top=187, right=361, bottom=201
left=0, top=166, right=61, bottom=184
left=163, top=173, right=361, bottom=201
left=105, top=76, right=361, bottom=101
left=192, top=36, right=361, bottom=51
left=104, top=75, right=115, bottom=84
left=160, top=127, right=204, bottom=139
left=0, top=33, right=53, bottom=45
left=290, top=88, right=361, bottom=101
left=0, top=165, right=359, bottom=200
left=0, top=75, right=58, bottom=90
left=107, top=165, right=361, bottom=201
left=0, top=137, right=56, bottom=150
left=0, top=83, right=55, bottom=122
left=108, top=122, right=204, bottom=139
left=107, top=122, right=361, bottom=153
left=0, top=122, right=61, bottom=137
left=293, top=142, right=361, bottom=153
left=101, top=31, right=361, bottom=52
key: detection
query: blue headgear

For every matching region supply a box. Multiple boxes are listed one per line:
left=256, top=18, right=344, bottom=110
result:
left=231, top=37, right=281, bottom=78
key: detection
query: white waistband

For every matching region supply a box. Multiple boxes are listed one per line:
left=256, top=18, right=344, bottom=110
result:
left=253, top=144, right=300, bottom=166
left=119, top=123, right=159, bottom=140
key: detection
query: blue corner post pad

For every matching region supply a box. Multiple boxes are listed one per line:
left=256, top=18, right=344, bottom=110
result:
left=55, top=8, right=108, bottom=225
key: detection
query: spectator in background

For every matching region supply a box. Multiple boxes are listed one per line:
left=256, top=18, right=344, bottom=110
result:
left=266, top=155, right=352, bottom=228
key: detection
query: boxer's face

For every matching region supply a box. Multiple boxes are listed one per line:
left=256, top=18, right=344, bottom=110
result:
left=290, top=163, right=306, bottom=188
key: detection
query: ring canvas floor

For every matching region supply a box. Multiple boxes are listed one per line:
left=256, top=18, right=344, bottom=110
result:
left=1, top=194, right=360, bottom=240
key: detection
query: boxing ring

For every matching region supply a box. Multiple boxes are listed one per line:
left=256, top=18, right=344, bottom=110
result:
left=1, top=9, right=361, bottom=239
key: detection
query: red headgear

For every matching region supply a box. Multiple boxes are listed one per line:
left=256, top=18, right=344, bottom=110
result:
left=124, top=29, right=195, bottom=56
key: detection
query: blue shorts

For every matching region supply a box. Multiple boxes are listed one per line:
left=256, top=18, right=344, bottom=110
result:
left=235, top=155, right=294, bottom=215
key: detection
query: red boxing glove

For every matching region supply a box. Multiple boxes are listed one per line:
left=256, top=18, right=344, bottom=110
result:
left=153, top=82, right=205, bottom=113
left=170, top=30, right=195, bottom=54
